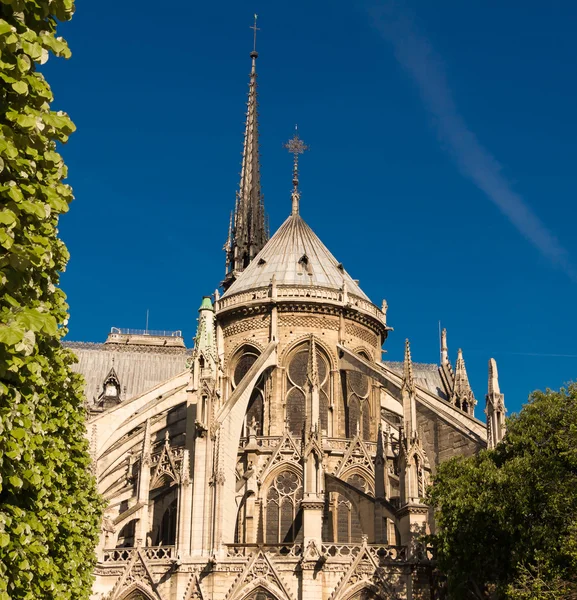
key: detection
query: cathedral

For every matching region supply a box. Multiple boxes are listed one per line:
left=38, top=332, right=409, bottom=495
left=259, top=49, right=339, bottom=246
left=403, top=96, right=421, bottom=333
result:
left=69, top=33, right=507, bottom=600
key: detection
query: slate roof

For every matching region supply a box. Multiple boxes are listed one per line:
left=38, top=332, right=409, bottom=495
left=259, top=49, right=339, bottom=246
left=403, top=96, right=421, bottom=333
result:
left=222, top=214, right=370, bottom=300
left=383, top=361, right=448, bottom=400
left=64, top=342, right=189, bottom=404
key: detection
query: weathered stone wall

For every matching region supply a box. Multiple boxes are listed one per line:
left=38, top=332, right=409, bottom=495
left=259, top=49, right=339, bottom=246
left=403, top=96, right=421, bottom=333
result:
left=417, top=403, right=484, bottom=472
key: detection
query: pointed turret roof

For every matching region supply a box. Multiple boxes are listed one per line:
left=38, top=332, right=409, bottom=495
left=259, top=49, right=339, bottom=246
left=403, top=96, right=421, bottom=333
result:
left=222, top=212, right=370, bottom=300
left=402, top=338, right=415, bottom=394
left=454, top=348, right=473, bottom=398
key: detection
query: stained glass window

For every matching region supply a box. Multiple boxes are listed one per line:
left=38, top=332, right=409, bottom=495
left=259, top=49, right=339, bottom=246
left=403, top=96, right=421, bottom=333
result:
left=286, top=345, right=330, bottom=435
left=323, top=475, right=368, bottom=544
left=264, top=470, right=303, bottom=544
left=234, top=352, right=258, bottom=387
left=346, top=359, right=372, bottom=440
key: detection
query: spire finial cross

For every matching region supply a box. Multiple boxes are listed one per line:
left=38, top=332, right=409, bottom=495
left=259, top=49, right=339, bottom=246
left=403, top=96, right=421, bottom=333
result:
left=250, top=14, right=260, bottom=53
left=284, top=125, right=309, bottom=216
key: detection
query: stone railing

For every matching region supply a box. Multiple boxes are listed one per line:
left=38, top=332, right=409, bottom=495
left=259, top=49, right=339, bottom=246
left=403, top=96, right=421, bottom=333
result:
left=238, top=436, right=378, bottom=455
left=101, top=546, right=175, bottom=563
left=216, top=285, right=386, bottom=328
left=325, top=438, right=377, bottom=454
left=225, top=543, right=303, bottom=558
left=322, top=544, right=407, bottom=561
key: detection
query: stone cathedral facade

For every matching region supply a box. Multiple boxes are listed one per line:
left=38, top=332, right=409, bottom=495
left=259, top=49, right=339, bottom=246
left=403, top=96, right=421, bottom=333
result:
left=70, top=41, right=507, bottom=600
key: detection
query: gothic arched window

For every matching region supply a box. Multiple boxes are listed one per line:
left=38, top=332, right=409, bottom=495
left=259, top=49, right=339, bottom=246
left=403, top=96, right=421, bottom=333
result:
left=264, top=470, right=303, bottom=544
left=346, top=363, right=372, bottom=440
left=233, top=351, right=259, bottom=387
left=285, top=344, right=330, bottom=435
left=158, top=499, right=177, bottom=546
left=323, top=474, right=368, bottom=544
left=245, top=588, right=279, bottom=600
left=232, top=348, right=265, bottom=436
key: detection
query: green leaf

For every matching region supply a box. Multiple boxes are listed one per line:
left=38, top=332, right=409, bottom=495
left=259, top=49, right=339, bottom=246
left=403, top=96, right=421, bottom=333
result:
left=8, top=476, right=23, bottom=489
left=15, top=114, right=36, bottom=129
left=14, top=330, right=35, bottom=355
left=16, top=55, right=31, bottom=73
left=0, top=229, right=14, bottom=249
left=11, top=81, right=28, bottom=95
left=0, top=210, right=16, bottom=226
left=10, top=429, right=26, bottom=440
left=0, top=20, right=13, bottom=36
left=19, top=200, right=46, bottom=219
left=6, top=185, right=23, bottom=203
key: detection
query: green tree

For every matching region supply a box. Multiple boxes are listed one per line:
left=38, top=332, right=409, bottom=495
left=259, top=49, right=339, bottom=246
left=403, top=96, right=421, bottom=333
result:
left=0, top=1, right=102, bottom=598
left=428, top=384, right=577, bottom=600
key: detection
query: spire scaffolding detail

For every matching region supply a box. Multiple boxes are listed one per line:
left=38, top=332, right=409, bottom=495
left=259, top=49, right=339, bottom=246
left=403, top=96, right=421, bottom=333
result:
left=284, top=126, right=309, bottom=216
left=223, top=17, right=268, bottom=291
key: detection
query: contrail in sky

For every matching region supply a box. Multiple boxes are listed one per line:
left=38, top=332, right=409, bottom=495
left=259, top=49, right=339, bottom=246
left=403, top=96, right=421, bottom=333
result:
left=370, top=3, right=576, bottom=280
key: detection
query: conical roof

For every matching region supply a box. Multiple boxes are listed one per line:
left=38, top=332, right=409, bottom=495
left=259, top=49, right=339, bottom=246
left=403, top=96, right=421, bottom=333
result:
left=222, top=213, right=370, bottom=300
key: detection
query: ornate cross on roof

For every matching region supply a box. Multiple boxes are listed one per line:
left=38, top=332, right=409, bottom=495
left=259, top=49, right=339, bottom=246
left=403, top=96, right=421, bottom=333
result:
left=250, top=14, right=260, bottom=54
left=284, top=126, right=309, bottom=216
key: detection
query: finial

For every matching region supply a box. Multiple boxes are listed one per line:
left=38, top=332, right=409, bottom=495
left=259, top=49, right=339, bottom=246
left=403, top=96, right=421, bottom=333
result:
left=488, top=358, right=500, bottom=395
left=441, top=327, right=448, bottom=366
left=284, top=125, right=309, bottom=216
left=250, top=14, right=259, bottom=58
left=403, top=338, right=415, bottom=393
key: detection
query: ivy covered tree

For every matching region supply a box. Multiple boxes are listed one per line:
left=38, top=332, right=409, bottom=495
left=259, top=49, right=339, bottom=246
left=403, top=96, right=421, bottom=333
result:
left=428, top=384, right=577, bottom=600
left=0, top=1, right=102, bottom=598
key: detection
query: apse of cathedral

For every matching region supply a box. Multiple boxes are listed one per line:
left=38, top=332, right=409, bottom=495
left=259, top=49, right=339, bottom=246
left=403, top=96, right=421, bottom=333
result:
left=70, top=27, right=507, bottom=600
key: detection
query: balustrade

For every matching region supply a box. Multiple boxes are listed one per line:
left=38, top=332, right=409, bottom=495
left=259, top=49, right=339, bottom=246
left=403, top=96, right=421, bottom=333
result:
left=216, top=285, right=385, bottom=326
left=101, top=546, right=175, bottom=563
left=225, top=543, right=303, bottom=558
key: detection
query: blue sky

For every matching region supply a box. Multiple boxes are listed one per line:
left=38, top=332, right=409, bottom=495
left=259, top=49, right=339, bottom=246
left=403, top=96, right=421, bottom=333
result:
left=45, top=0, right=577, bottom=417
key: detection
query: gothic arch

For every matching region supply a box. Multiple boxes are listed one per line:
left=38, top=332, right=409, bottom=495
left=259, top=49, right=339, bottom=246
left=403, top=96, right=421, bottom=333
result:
left=116, top=582, right=158, bottom=600
left=225, top=339, right=265, bottom=371
left=283, top=339, right=331, bottom=435
left=279, top=334, right=338, bottom=371
left=230, top=345, right=262, bottom=387
left=352, top=347, right=374, bottom=362
left=261, top=467, right=303, bottom=544
left=236, top=582, right=285, bottom=600
left=228, top=344, right=268, bottom=436
left=338, top=582, right=388, bottom=600
left=325, top=473, right=398, bottom=532
left=261, top=461, right=302, bottom=494
left=339, top=467, right=375, bottom=496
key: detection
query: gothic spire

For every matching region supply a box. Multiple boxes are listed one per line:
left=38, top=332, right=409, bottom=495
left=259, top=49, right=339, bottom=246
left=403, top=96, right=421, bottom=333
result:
left=402, top=338, right=415, bottom=394
left=223, top=16, right=268, bottom=291
left=452, top=348, right=476, bottom=414
left=401, top=339, right=417, bottom=435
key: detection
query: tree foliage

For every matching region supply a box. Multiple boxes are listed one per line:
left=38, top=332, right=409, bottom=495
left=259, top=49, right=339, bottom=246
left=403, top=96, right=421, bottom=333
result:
left=0, top=1, right=102, bottom=598
left=428, top=384, right=577, bottom=600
